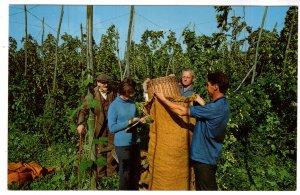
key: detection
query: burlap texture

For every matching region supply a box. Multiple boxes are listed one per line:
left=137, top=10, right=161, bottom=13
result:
left=146, top=95, right=196, bottom=190
left=8, top=161, right=57, bottom=185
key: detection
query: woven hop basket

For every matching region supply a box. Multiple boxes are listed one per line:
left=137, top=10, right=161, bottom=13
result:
left=147, top=75, right=181, bottom=100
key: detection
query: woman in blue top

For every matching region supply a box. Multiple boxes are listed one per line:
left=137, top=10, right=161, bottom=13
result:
left=108, top=78, right=146, bottom=190
left=156, top=72, right=230, bottom=191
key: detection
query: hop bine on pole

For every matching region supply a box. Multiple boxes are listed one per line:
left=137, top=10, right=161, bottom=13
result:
left=78, top=132, right=82, bottom=176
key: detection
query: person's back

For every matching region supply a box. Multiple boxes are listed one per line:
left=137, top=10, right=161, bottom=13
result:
left=189, top=71, right=230, bottom=190
left=190, top=96, right=230, bottom=165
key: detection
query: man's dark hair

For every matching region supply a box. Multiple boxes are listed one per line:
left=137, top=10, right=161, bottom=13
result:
left=118, top=78, right=136, bottom=96
left=208, top=72, right=229, bottom=94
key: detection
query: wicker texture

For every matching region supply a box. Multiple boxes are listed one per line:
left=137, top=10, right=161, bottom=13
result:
left=147, top=75, right=181, bottom=100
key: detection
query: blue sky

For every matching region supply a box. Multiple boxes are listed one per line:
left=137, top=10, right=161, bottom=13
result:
left=8, top=4, right=290, bottom=58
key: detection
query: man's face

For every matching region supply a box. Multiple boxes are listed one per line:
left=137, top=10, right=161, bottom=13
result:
left=206, top=81, right=217, bottom=99
left=181, top=71, right=194, bottom=87
left=97, top=81, right=109, bottom=92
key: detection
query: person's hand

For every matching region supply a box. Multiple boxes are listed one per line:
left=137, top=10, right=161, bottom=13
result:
left=77, top=124, right=84, bottom=134
left=144, top=78, right=151, bottom=83
left=143, top=78, right=151, bottom=92
left=155, top=92, right=165, bottom=100
left=139, top=116, right=148, bottom=124
left=129, top=117, right=140, bottom=125
left=195, top=94, right=206, bottom=106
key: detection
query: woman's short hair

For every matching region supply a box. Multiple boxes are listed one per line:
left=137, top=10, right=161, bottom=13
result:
left=118, top=78, right=136, bottom=96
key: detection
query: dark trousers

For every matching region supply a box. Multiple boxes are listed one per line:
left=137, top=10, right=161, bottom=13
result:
left=95, top=134, right=118, bottom=178
left=192, top=160, right=218, bottom=191
left=96, top=146, right=118, bottom=177
left=115, top=144, right=141, bottom=190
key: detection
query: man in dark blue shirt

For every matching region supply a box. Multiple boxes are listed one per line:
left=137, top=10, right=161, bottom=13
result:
left=155, top=71, right=230, bottom=190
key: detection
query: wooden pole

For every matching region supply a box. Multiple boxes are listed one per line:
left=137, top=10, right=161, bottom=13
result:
left=116, top=29, right=123, bottom=80
left=52, top=5, right=64, bottom=93
left=42, top=17, right=45, bottom=76
left=165, top=50, right=174, bottom=76
left=24, top=5, right=28, bottom=76
left=283, top=11, right=295, bottom=74
left=41, top=17, right=49, bottom=94
left=86, top=5, right=97, bottom=190
left=124, top=5, right=135, bottom=78
left=86, top=5, right=94, bottom=79
left=42, top=17, right=45, bottom=49
left=80, top=23, right=85, bottom=82
left=251, top=6, right=268, bottom=84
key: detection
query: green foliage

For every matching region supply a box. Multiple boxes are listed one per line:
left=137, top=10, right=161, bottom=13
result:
left=8, top=128, right=44, bottom=162
left=97, top=175, right=119, bottom=190
left=221, top=71, right=297, bottom=190
left=31, top=170, right=67, bottom=190
left=95, top=25, right=120, bottom=82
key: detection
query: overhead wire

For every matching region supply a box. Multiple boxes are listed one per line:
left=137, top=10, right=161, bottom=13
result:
left=136, top=11, right=212, bottom=36
left=11, top=7, right=132, bottom=40
left=9, top=6, right=23, bottom=10
left=35, top=28, right=43, bottom=40
left=93, top=12, right=130, bottom=26
left=192, top=21, right=213, bottom=36
left=9, top=5, right=55, bottom=34
left=70, top=12, right=130, bottom=35
left=10, top=20, right=42, bottom=29
left=26, top=9, right=58, bottom=33
left=9, top=5, right=57, bottom=37
left=9, top=5, right=39, bottom=16
left=28, top=5, right=39, bottom=10
left=11, top=7, right=187, bottom=39
left=135, top=12, right=164, bottom=30
left=10, top=6, right=58, bottom=34
left=12, top=6, right=282, bottom=46
left=9, top=11, right=24, bottom=16
left=11, top=8, right=68, bottom=39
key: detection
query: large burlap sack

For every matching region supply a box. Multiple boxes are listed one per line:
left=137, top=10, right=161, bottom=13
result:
left=145, top=95, right=196, bottom=190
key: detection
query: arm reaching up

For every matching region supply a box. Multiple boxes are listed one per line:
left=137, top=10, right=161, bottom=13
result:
left=194, top=94, right=206, bottom=106
left=155, top=92, right=190, bottom=116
